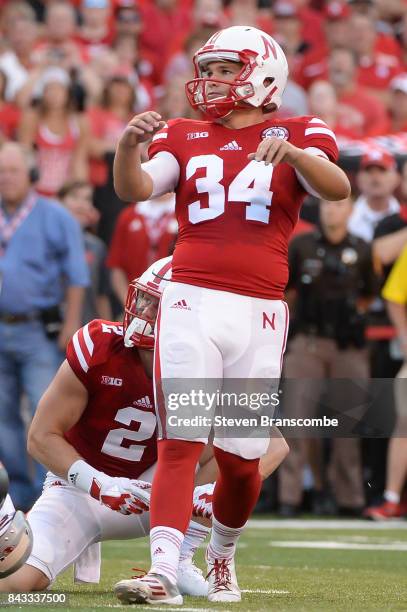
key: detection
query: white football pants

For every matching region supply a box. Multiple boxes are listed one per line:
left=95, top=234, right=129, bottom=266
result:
left=154, top=282, right=289, bottom=459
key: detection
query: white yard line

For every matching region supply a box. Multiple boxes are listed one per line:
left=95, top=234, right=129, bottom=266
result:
left=270, top=540, right=407, bottom=551
left=248, top=519, right=407, bottom=529
left=242, top=588, right=290, bottom=594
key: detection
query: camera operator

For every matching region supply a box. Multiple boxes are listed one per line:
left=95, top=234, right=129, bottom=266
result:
left=278, top=197, right=377, bottom=516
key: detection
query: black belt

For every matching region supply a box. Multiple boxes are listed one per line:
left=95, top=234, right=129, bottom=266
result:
left=0, top=312, right=38, bottom=324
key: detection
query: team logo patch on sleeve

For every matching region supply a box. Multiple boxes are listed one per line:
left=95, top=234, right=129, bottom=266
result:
left=261, top=126, right=289, bottom=140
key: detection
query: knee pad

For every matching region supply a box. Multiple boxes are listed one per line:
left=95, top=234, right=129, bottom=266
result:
left=0, top=462, right=9, bottom=510
left=0, top=511, right=33, bottom=578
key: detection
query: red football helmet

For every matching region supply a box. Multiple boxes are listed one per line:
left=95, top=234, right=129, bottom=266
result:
left=185, top=25, right=288, bottom=119
left=123, top=256, right=172, bottom=350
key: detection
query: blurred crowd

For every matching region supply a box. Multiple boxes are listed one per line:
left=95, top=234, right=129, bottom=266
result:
left=0, top=0, right=406, bottom=519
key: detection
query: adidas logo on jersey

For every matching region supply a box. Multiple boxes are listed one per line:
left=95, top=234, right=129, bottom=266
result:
left=153, top=547, right=165, bottom=555
left=133, top=395, right=153, bottom=409
left=170, top=299, right=191, bottom=311
left=220, top=140, right=242, bottom=151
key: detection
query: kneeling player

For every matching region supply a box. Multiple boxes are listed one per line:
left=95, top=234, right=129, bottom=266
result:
left=0, top=258, right=213, bottom=595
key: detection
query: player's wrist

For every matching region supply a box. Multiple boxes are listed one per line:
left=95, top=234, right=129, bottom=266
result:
left=286, top=146, right=305, bottom=167
left=67, top=459, right=103, bottom=494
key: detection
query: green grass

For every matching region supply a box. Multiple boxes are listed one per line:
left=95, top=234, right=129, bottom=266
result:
left=12, top=522, right=407, bottom=611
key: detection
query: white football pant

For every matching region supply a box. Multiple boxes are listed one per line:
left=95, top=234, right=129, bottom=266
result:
left=154, top=282, right=289, bottom=459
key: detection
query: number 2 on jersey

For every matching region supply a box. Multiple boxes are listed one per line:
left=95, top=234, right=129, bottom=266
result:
left=101, top=407, right=156, bottom=462
left=186, top=155, right=274, bottom=225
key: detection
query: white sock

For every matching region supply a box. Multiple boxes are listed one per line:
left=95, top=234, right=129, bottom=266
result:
left=150, top=526, right=183, bottom=585
left=384, top=490, right=400, bottom=504
left=207, top=516, right=245, bottom=560
left=0, top=494, right=16, bottom=536
left=179, top=520, right=210, bottom=564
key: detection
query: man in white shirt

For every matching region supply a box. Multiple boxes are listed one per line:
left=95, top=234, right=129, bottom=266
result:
left=348, top=149, right=400, bottom=242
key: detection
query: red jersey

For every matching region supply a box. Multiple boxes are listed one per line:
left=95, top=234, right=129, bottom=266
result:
left=148, top=116, right=338, bottom=299
left=106, top=202, right=176, bottom=281
left=65, top=319, right=157, bottom=479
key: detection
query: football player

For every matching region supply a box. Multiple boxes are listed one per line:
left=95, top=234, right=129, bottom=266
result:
left=0, top=257, right=213, bottom=595
left=113, top=25, right=350, bottom=605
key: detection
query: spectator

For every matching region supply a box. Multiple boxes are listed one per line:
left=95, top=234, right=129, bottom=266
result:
left=349, top=149, right=400, bottom=242
left=0, top=69, right=20, bottom=143
left=361, top=158, right=407, bottom=503
left=373, top=159, right=407, bottom=270
left=276, top=0, right=325, bottom=51
left=364, top=245, right=407, bottom=519
left=114, top=0, right=143, bottom=39
left=18, top=67, right=88, bottom=197
left=58, top=180, right=112, bottom=324
left=87, top=73, right=136, bottom=187
left=87, top=72, right=139, bottom=243
left=278, top=197, right=376, bottom=516
left=0, top=142, right=89, bottom=509
left=160, top=74, right=195, bottom=119
left=277, top=45, right=309, bottom=117
left=385, top=74, right=407, bottom=134
left=112, top=34, right=155, bottom=111
left=348, top=0, right=402, bottom=58
left=107, top=193, right=177, bottom=307
left=77, top=0, right=114, bottom=58
left=272, top=0, right=310, bottom=68
left=328, top=47, right=389, bottom=138
left=0, top=2, right=38, bottom=102
left=138, top=0, right=192, bottom=84
left=33, top=1, right=88, bottom=70
left=348, top=13, right=401, bottom=103
left=308, top=80, right=357, bottom=139
left=294, top=0, right=351, bottom=90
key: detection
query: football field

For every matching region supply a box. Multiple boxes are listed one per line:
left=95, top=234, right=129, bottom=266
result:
left=29, top=519, right=407, bottom=611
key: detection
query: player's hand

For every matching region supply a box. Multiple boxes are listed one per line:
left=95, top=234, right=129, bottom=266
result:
left=192, top=483, right=214, bottom=520
left=68, top=459, right=151, bottom=515
left=118, top=111, right=166, bottom=148
left=248, top=137, right=302, bottom=167
left=90, top=475, right=151, bottom=515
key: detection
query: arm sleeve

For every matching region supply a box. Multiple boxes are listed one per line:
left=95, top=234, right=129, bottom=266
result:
left=146, top=120, right=181, bottom=197
left=295, top=116, right=339, bottom=197
left=382, top=246, right=407, bottom=305
left=142, top=151, right=180, bottom=198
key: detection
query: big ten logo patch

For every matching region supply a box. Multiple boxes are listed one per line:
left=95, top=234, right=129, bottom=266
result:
left=187, top=132, right=209, bottom=140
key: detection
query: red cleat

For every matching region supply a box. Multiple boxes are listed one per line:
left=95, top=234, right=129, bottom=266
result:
left=364, top=500, right=406, bottom=521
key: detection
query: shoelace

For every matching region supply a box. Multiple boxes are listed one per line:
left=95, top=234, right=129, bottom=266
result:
left=131, top=567, right=147, bottom=579
left=207, top=559, right=232, bottom=592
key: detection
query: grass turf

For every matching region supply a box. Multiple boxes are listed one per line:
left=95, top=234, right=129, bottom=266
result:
left=12, top=521, right=407, bottom=611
